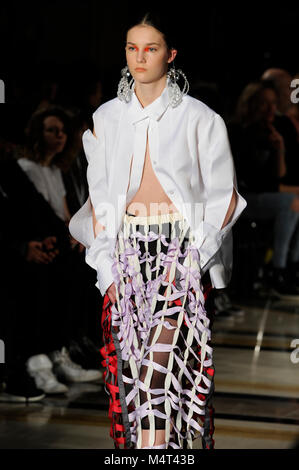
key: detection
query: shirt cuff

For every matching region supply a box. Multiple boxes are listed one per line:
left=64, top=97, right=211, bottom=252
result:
left=195, top=188, right=246, bottom=271
left=193, top=220, right=228, bottom=270
left=209, top=261, right=231, bottom=288
left=85, top=229, right=114, bottom=297
left=94, top=254, right=115, bottom=297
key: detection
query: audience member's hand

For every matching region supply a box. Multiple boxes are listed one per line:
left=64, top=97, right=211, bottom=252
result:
left=78, top=243, right=85, bottom=253
left=268, top=124, right=285, bottom=153
left=42, top=236, right=60, bottom=261
left=26, top=241, right=56, bottom=264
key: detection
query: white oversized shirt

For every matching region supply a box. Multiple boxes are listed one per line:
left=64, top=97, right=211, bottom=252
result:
left=69, top=77, right=247, bottom=296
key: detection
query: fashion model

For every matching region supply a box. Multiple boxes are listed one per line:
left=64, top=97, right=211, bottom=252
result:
left=69, top=12, right=247, bottom=449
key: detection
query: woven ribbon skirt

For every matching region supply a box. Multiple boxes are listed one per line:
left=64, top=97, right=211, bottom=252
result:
left=100, top=210, right=215, bottom=449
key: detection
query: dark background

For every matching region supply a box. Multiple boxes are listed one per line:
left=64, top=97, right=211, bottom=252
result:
left=1, top=2, right=299, bottom=134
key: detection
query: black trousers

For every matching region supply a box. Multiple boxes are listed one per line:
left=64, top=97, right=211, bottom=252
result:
left=0, top=248, right=102, bottom=380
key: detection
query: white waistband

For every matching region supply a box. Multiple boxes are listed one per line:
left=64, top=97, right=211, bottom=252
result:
left=124, top=211, right=184, bottom=226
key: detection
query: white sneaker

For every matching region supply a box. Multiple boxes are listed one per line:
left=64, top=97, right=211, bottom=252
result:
left=49, top=346, right=102, bottom=383
left=26, top=354, right=69, bottom=394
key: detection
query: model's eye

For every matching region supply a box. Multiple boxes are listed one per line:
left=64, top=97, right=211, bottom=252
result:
left=145, top=47, right=157, bottom=52
left=128, top=46, right=137, bottom=51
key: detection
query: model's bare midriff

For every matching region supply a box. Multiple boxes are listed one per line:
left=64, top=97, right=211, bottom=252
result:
left=126, top=132, right=179, bottom=216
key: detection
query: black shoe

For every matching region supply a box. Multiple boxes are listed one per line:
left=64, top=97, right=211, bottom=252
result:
left=270, top=267, right=299, bottom=300
left=210, top=289, right=234, bottom=318
left=215, top=290, right=245, bottom=317
left=68, top=338, right=101, bottom=370
left=81, top=336, right=101, bottom=357
left=0, top=368, right=45, bottom=403
left=80, top=336, right=103, bottom=370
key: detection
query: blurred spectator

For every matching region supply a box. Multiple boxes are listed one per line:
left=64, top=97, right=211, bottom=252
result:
left=20, top=106, right=104, bottom=359
left=18, top=105, right=103, bottom=348
left=0, top=158, right=71, bottom=400
left=0, top=106, right=103, bottom=402
left=261, top=68, right=299, bottom=188
left=261, top=68, right=292, bottom=114
left=17, top=105, right=76, bottom=224
left=228, top=80, right=299, bottom=298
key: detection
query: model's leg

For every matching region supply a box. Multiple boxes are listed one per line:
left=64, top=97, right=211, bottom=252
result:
left=139, top=316, right=179, bottom=448
left=135, top=217, right=185, bottom=448
left=200, top=276, right=216, bottom=449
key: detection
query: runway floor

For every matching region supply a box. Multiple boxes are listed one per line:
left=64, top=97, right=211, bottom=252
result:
left=1, top=293, right=299, bottom=449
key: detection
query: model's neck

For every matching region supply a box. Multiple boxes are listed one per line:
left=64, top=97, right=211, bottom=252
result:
left=134, top=75, right=167, bottom=108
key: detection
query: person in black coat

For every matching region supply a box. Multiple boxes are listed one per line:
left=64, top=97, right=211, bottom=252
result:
left=0, top=158, right=72, bottom=382
left=0, top=156, right=103, bottom=392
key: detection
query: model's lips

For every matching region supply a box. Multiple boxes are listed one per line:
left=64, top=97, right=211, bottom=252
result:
left=135, top=68, right=147, bottom=72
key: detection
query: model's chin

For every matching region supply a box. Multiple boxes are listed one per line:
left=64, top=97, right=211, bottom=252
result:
left=132, top=71, right=147, bottom=78
left=132, top=74, right=155, bottom=84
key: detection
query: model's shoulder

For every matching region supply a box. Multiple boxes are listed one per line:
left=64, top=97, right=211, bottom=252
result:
left=93, top=97, right=122, bottom=121
left=183, top=94, right=218, bottom=122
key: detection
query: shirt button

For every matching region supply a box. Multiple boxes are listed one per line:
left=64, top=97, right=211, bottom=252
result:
left=153, top=159, right=157, bottom=165
left=169, top=189, right=174, bottom=195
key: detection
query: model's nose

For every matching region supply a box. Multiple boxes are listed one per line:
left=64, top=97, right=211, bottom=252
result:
left=136, top=51, right=146, bottom=62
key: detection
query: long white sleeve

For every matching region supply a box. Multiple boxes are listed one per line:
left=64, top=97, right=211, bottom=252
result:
left=69, top=111, right=114, bottom=296
left=194, top=113, right=247, bottom=272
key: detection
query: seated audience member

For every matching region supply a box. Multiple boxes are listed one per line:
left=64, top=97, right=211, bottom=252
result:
left=17, top=106, right=102, bottom=383
left=0, top=158, right=69, bottom=400
left=17, top=106, right=75, bottom=224
left=228, top=80, right=299, bottom=298
left=261, top=68, right=299, bottom=188
left=0, top=115, right=102, bottom=401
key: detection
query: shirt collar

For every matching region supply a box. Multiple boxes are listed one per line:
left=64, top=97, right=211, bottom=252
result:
left=126, top=77, right=171, bottom=125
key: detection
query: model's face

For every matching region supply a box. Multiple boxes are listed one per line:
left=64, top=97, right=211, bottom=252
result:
left=43, top=116, right=67, bottom=154
left=125, top=25, right=176, bottom=84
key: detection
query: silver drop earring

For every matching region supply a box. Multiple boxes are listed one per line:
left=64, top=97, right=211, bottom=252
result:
left=117, top=65, right=135, bottom=103
left=166, top=61, right=189, bottom=108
